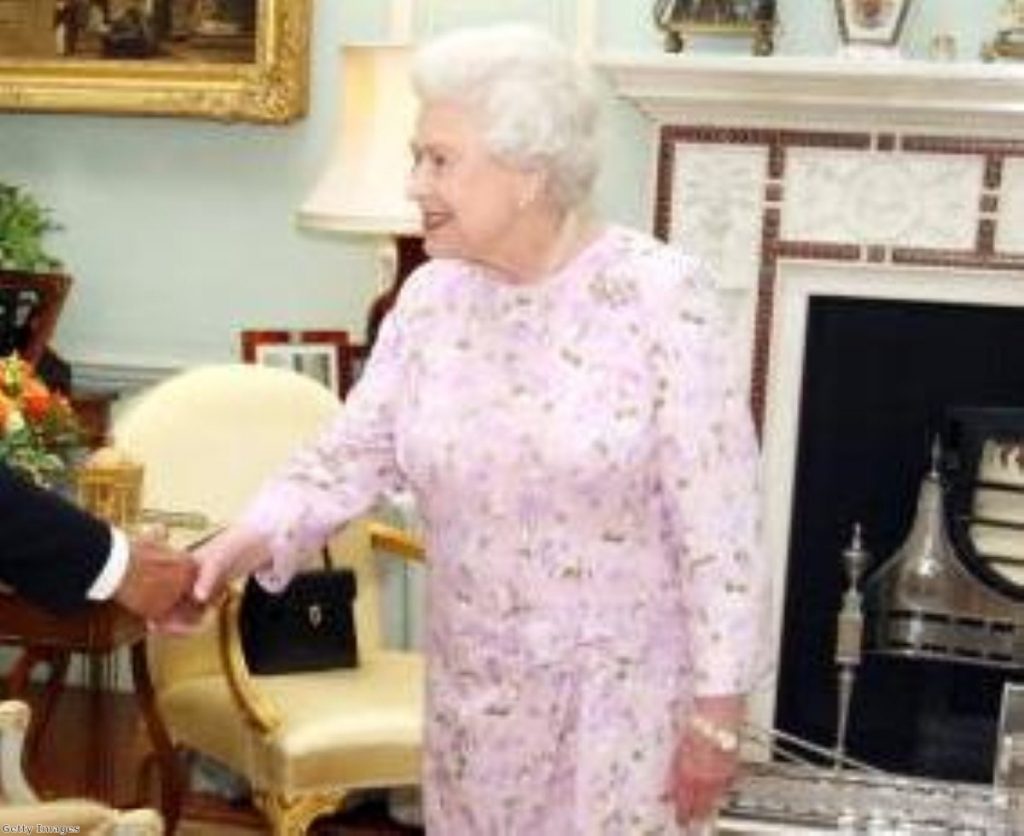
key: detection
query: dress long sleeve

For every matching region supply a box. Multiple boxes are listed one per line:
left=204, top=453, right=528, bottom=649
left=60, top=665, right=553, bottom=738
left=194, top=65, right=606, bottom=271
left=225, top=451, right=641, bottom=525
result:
left=650, top=256, right=772, bottom=696
left=240, top=293, right=410, bottom=591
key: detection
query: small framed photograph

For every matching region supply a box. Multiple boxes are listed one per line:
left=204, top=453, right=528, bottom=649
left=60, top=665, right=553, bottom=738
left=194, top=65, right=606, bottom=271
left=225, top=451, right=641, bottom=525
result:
left=240, top=330, right=355, bottom=398
left=653, top=1, right=775, bottom=55
left=835, top=0, right=914, bottom=47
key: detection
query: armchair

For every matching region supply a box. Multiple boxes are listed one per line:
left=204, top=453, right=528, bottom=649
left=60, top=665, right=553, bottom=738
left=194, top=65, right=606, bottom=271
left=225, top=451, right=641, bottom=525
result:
left=112, top=363, right=425, bottom=834
left=0, top=700, right=163, bottom=833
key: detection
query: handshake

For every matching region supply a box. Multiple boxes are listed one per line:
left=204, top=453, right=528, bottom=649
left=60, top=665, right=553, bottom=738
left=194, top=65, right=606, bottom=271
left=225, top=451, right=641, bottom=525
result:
left=111, top=537, right=206, bottom=625
left=108, top=525, right=268, bottom=628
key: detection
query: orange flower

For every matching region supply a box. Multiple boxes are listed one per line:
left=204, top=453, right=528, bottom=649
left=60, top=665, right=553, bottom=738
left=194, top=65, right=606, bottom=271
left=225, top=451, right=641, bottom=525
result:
left=21, top=377, right=52, bottom=421
left=0, top=352, right=82, bottom=486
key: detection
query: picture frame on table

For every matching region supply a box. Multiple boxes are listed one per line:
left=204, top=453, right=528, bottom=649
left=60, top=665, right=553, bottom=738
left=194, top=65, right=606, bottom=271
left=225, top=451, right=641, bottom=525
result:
left=834, top=0, right=914, bottom=47
left=240, top=330, right=355, bottom=399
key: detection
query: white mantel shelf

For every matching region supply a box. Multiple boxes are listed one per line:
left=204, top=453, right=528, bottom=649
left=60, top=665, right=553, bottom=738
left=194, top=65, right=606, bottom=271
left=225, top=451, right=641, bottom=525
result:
left=596, top=53, right=1024, bottom=132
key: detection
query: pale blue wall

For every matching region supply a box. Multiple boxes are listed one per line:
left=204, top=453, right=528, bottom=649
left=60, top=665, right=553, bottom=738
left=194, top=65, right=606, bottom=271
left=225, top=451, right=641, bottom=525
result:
left=0, top=0, right=382, bottom=371
left=0, top=0, right=1006, bottom=377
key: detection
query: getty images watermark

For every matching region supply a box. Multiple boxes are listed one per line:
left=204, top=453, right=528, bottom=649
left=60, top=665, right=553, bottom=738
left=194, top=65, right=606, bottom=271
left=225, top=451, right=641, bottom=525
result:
left=2, top=827, right=82, bottom=833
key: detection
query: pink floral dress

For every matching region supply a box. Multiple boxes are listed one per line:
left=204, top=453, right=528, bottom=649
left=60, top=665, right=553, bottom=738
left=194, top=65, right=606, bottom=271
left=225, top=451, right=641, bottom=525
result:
left=242, top=226, right=771, bottom=834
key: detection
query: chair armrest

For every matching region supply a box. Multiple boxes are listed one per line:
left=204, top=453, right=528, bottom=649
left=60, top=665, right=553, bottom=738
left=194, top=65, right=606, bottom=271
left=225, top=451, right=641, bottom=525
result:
left=217, top=587, right=282, bottom=736
left=112, top=808, right=165, bottom=834
left=369, top=521, right=425, bottom=562
left=213, top=520, right=422, bottom=738
left=0, top=700, right=164, bottom=831
left=0, top=700, right=36, bottom=803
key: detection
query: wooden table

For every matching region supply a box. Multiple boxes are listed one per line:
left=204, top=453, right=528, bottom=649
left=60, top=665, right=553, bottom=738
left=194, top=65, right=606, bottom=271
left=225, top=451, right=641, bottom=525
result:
left=0, top=594, right=180, bottom=829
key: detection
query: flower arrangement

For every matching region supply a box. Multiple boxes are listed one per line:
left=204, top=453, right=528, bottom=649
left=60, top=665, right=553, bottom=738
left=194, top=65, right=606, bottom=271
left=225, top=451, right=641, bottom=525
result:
left=0, top=353, right=82, bottom=487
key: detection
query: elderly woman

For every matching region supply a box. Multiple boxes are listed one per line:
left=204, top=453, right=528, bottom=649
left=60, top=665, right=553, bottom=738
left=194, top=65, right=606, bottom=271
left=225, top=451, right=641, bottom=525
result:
left=187, top=23, right=771, bottom=834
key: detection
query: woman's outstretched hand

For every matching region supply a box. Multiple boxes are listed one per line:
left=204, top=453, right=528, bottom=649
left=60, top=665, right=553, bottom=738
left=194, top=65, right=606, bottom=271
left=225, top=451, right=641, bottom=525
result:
left=193, top=525, right=273, bottom=603
left=149, top=525, right=272, bottom=634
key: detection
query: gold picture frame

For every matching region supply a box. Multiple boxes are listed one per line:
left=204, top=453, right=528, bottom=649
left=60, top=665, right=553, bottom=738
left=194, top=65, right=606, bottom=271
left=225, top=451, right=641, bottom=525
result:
left=652, top=0, right=775, bottom=55
left=0, top=0, right=311, bottom=123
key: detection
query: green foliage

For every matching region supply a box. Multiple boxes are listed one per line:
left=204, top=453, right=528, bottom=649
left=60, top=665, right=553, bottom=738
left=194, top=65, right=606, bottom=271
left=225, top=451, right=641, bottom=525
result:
left=0, top=354, right=82, bottom=488
left=0, top=183, right=63, bottom=273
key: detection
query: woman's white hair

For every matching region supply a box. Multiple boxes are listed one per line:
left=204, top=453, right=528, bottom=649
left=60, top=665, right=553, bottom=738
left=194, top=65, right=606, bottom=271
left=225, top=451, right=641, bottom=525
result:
left=411, top=24, right=600, bottom=210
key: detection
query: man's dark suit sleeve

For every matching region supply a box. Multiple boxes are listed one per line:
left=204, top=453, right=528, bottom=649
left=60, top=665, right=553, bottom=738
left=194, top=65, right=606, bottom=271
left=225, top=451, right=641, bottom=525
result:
left=0, top=463, right=112, bottom=614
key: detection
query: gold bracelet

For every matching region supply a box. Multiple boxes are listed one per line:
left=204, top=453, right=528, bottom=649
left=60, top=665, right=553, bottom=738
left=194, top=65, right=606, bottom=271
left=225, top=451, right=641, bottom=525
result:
left=688, top=714, right=740, bottom=753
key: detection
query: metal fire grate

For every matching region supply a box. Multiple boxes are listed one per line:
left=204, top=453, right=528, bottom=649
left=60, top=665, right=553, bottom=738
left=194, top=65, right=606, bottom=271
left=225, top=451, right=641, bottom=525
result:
left=864, top=443, right=1024, bottom=669
left=719, top=725, right=1024, bottom=834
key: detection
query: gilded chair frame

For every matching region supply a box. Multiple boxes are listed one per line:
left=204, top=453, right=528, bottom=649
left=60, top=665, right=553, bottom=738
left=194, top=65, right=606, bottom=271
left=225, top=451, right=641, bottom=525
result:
left=212, top=523, right=425, bottom=833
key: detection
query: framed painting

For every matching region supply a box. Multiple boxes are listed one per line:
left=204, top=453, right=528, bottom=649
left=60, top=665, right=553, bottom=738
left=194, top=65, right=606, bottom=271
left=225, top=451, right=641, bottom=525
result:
left=652, top=0, right=775, bottom=55
left=0, top=0, right=310, bottom=122
left=241, top=329, right=355, bottom=399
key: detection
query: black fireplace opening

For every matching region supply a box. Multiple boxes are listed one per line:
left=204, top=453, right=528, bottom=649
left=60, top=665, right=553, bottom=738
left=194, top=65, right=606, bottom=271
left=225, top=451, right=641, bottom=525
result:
left=775, top=294, right=1024, bottom=783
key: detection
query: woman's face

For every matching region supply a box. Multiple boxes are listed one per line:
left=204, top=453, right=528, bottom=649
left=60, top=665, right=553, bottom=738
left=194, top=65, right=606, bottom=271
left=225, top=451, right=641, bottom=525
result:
left=407, top=100, right=536, bottom=265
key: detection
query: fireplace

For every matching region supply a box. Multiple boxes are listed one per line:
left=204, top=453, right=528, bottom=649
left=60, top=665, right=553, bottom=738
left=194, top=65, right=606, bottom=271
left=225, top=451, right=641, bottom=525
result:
left=776, top=293, right=1024, bottom=782
left=754, top=261, right=1024, bottom=779
left=600, top=55, right=1024, bottom=790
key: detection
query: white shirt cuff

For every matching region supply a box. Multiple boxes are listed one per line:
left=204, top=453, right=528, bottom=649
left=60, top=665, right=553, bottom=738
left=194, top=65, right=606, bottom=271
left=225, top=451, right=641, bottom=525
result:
left=87, top=527, right=130, bottom=601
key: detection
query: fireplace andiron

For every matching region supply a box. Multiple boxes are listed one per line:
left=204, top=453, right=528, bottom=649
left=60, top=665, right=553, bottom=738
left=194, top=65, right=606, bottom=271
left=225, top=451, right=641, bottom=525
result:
left=719, top=439, right=1024, bottom=832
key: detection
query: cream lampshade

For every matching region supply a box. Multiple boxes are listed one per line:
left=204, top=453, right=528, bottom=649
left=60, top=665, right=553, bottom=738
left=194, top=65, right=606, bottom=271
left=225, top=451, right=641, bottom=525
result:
left=298, top=44, right=419, bottom=235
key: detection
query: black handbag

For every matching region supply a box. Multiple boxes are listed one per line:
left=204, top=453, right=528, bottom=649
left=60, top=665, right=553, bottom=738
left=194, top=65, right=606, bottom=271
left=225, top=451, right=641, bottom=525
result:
left=239, top=549, right=358, bottom=674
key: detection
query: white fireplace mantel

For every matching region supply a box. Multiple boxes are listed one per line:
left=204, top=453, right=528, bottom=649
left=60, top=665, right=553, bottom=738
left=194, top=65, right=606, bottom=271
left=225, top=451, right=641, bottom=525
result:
left=597, top=53, right=1024, bottom=132
left=599, top=50, right=1024, bottom=735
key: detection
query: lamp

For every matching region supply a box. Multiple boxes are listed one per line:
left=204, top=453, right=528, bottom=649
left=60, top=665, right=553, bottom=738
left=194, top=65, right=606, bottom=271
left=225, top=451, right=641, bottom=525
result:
left=299, top=43, right=426, bottom=350
left=299, top=44, right=418, bottom=235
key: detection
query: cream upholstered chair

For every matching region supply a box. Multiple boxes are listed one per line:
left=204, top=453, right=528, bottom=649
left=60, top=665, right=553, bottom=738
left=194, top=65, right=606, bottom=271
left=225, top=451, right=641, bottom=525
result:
left=0, top=700, right=163, bottom=833
left=112, top=363, right=425, bottom=834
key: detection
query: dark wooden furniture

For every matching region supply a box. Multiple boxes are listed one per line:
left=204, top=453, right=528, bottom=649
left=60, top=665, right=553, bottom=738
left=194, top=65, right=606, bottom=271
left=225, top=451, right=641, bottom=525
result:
left=0, top=271, right=71, bottom=365
left=69, top=389, right=118, bottom=449
left=0, top=594, right=180, bottom=829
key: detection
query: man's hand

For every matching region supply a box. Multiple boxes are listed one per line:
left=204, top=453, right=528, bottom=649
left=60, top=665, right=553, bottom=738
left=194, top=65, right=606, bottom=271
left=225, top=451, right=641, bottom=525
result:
left=113, top=539, right=199, bottom=622
left=149, top=525, right=270, bottom=635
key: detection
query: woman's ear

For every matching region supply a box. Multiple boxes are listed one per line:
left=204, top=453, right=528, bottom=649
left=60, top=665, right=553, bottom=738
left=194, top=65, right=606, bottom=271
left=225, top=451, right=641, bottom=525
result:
left=516, top=171, right=546, bottom=210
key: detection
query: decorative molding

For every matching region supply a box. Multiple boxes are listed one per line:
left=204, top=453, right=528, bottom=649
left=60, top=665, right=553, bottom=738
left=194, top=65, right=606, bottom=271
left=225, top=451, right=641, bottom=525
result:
left=782, top=150, right=982, bottom=249
left=70, top=358, right=184, bottom=395
left=653, top=125, right=1024, bottom=430
left=597, top=54, right=1024, bottom=132
left=668, top=144, right=767, bottom=291
left=996, top=158, right=1024, bottom=253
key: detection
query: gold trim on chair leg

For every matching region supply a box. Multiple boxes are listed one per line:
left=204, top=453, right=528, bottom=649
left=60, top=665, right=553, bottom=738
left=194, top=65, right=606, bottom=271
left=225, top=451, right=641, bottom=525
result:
left=254, top=789, right=347, bottom=836
left=218, top=586, right=282, bottom=734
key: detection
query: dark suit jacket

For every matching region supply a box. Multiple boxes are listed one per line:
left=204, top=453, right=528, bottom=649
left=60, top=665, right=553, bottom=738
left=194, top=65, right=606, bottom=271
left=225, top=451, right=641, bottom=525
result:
left=0, top=463, right=111, bottom=614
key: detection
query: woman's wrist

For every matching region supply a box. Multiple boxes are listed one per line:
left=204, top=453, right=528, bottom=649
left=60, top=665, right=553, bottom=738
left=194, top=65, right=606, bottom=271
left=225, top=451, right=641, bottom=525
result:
left=687, top=713, right=741, bottom=754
